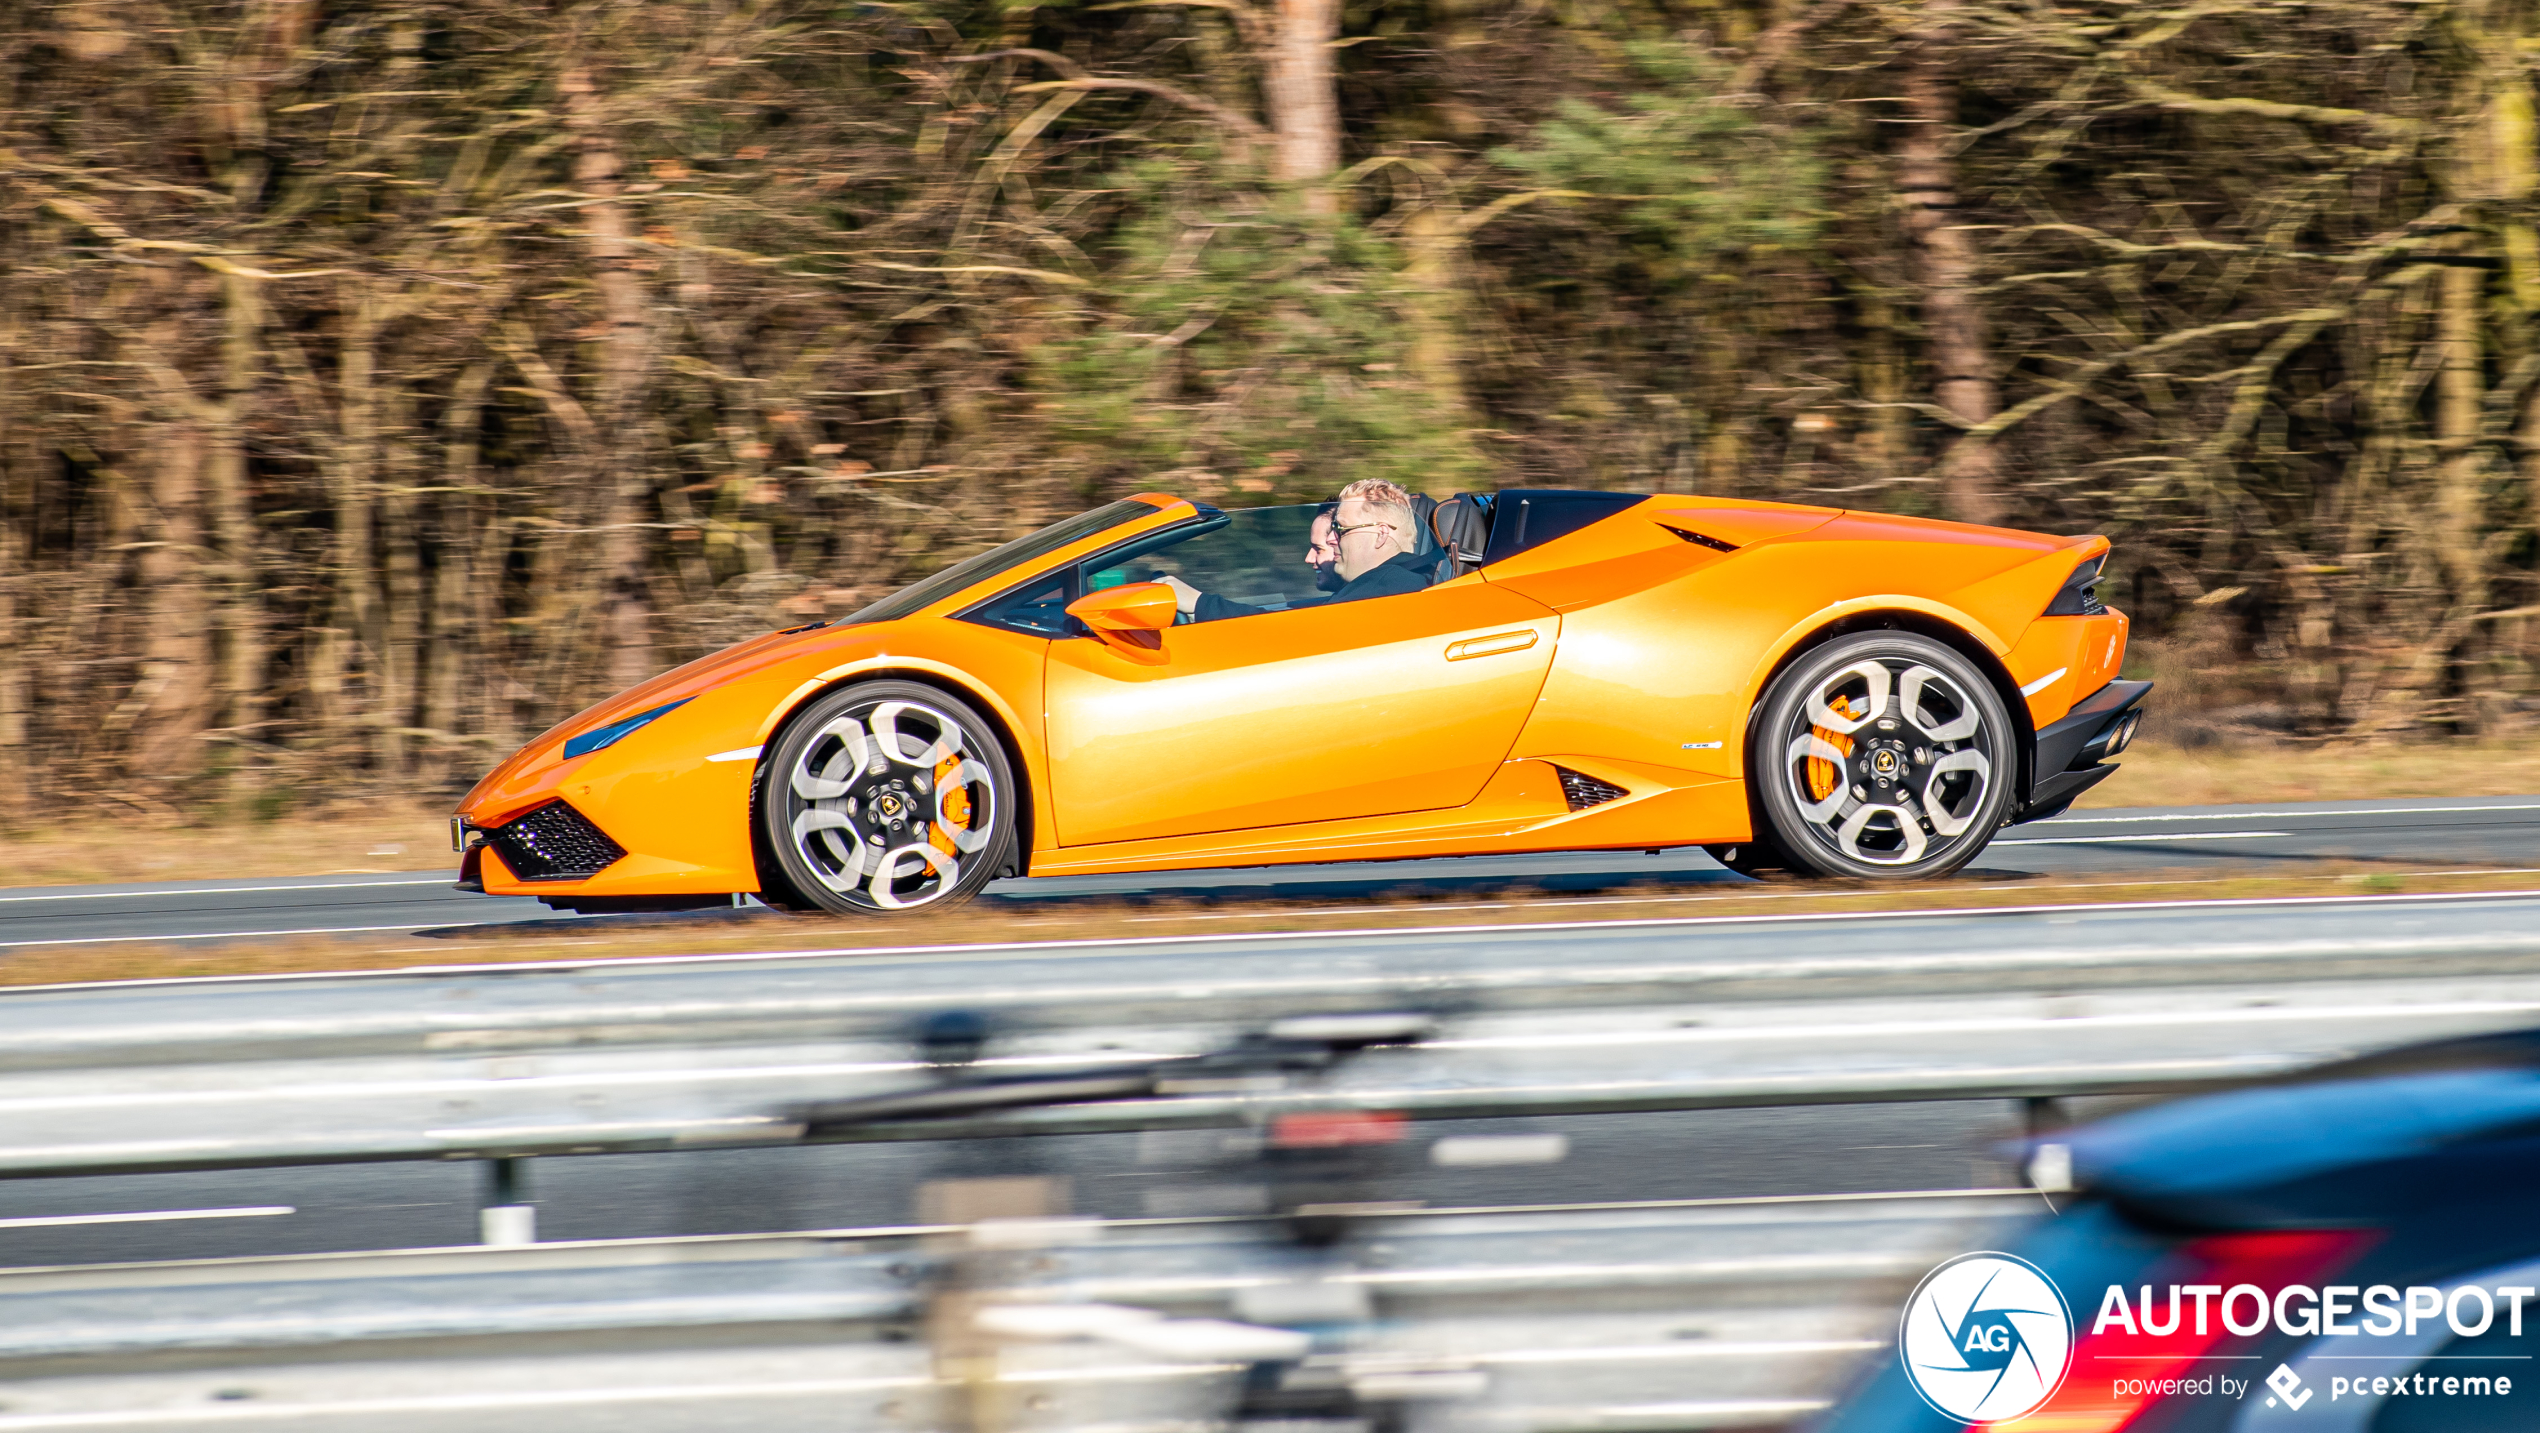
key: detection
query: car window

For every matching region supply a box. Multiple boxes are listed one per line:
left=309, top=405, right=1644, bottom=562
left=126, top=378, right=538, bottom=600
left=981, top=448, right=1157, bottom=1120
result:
left=970, top=571, right=1077, bottom=637
left=837, top=498, right=1163, bottom=627
left=1085, top=504, right=1328, bottom=619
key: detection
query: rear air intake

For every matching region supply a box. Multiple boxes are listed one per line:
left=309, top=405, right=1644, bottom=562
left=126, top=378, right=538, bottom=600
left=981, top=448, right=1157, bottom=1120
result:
left=485, top=801, right=628, bottom=882
left=2046, top=555, right=2108, bottom=616
left=1554, top=767, right=1628, bottom=811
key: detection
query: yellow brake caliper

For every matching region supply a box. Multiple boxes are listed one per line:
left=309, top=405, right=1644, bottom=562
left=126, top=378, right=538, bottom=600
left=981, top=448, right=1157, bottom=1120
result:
left=1805, top=696, right=1859, bottom=803
left=929, top=754, right=971, bottom=857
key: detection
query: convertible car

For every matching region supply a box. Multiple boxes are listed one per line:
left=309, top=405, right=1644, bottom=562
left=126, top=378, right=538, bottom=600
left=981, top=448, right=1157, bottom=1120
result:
left=452, top=489, right=2148, bottom=915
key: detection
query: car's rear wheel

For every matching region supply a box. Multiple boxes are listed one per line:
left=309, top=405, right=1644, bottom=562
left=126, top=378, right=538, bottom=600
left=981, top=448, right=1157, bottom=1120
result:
left=757, top=680, right=1018, bottom=915
left=1748, top=631, right=2014, bottom=880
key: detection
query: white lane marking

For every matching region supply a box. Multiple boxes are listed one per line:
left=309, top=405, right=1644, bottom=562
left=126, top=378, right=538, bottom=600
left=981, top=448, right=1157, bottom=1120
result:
left=706, top=746, right=763, bottom=763
left=0, top=877, right=456, bottom=905
left=0, top=922, right=526, bottom=951
left=1134, top=868, right=2540, bottom=923
left=2047, top=802, right=2540, bottom=826
left=11, top=886, right=2540, bottom=995
left=0, top=1378, right=934, bottom=1428
left=1436, top=996, right=2540, bottom=1052
left=2019, top=667, right=2068, bottom=697
left=0, top=1205, right=292, bottom=1230
left=0, top=1187, right=2024, bottom=1268
left=1999, top=830, right=2291, bottom=847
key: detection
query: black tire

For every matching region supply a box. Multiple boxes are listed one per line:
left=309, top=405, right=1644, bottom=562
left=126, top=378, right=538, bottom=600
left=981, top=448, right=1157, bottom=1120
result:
left=756, top=680, right=1019, bottom=915
left=1748, top=631, right=2015, bottom=880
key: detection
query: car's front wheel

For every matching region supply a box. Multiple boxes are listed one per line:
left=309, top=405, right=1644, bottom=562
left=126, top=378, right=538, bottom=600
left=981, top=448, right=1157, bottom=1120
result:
left=757, top=680, right=1018, bottom=915
left=1747, top=631, right=2015, bottom=880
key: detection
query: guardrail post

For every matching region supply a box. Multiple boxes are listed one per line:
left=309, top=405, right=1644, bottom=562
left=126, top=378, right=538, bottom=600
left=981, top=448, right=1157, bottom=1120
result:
left=480, top=1157, right=535, bottom=1246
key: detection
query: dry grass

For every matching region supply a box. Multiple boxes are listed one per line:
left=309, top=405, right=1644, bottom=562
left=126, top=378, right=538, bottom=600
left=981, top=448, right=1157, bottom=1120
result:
left=5, top=861, right=2532, bottom=990
left=2080, top=739, right=2540, bottom=809
left=1, top=799, right=455, bottom=886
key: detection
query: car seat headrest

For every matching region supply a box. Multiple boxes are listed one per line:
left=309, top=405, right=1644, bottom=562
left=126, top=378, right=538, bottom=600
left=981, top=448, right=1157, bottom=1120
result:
left=1408, top=493, right=1440, bottom=555
left=1429, top=493, right=1492, bottom=573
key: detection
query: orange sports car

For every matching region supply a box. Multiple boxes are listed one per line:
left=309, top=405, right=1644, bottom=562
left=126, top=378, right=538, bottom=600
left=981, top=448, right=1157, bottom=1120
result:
left=453, top=489, right=2146, bottom=914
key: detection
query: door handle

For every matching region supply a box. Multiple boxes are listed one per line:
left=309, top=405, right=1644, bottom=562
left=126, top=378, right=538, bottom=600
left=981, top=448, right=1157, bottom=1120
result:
left=1445, top=630, right=1539, bottom=661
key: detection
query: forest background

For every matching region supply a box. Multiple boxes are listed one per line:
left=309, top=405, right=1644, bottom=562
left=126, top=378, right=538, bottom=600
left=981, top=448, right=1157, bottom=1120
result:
left=6, top=0, right=2540, bottom=822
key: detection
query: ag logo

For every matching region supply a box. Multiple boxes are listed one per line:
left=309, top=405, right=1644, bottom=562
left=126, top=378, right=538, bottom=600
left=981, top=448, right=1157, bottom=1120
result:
left=1900, top=1252, right=2074, bottom=1423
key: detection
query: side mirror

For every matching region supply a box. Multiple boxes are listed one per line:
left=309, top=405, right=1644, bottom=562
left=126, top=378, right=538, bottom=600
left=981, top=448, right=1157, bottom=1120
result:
left=1065, top=582, right=1177, bottom=645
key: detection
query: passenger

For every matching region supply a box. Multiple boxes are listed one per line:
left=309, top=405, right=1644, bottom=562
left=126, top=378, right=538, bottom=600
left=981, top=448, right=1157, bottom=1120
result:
left=1305, top=502, right=1344, bottom=593
left=1163, top=481, right=1433, bottom=622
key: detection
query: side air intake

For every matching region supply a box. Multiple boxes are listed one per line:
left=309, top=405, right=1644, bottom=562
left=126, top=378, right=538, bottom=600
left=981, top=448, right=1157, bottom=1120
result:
left=1661, top=525, right=1738, bottom=553
left=486, top=801, right=628, bottom=882
left=1554, top=767, right=1628, bottom=811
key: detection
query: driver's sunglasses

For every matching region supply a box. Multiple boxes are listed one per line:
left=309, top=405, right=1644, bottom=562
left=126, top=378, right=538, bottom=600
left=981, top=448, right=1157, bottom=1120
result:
left=1331, top=519, right=1390, bottom=542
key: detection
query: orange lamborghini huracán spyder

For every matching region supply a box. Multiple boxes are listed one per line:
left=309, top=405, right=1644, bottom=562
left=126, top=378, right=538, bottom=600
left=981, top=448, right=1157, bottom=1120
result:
left=453, top=489, right=2148, bottom=915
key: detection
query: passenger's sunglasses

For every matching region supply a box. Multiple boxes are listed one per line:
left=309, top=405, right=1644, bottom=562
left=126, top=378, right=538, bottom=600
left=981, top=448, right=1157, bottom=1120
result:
left=1331, top=519, right=1392, bottom=541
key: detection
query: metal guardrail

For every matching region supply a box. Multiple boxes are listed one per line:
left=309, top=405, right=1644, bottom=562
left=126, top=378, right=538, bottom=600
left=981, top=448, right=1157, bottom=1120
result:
left=0, top=1192, right=2038, bottom=1432
left=4, top=895, right=2540, bottom=1183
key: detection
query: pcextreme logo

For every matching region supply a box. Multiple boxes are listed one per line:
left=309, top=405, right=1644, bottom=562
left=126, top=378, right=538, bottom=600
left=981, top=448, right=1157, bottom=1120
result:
left=1900, top=1252, right=2076, bottom=1423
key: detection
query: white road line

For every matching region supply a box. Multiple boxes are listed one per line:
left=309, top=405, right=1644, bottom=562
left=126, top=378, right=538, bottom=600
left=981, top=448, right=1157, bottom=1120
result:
left=0, top=922, right=505, bottom=951
left=1998, top=830, right=2291, bottom=846
left=0, top=1205, right=292, bottom=1231
left=11, top=886, right=2540, bottom=995
left=0, top=877, right=454, bottom=905
left=2045, top=802, right=2540, bottom=826
left=0, top=1378, right=933, bottom=1428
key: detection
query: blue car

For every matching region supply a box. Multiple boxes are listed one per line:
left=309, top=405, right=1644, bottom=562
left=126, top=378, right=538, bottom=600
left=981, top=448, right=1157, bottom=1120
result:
left=1818, top=1031, right=2540, bottom=1432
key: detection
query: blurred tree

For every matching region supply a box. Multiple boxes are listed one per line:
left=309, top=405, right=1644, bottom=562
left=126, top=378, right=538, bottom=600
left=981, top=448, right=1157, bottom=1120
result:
left=5, top=0, right=2540, bottom=822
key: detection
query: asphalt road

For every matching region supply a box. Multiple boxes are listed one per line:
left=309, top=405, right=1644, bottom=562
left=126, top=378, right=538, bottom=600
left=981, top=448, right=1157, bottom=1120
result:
left=0, top=1101, right=2035, bottom=1269
left=5, top=794, right=2540, bottom=953
left=4, top=878, right=2535, bottom=1268
left=0, top=793, right=2533, bottom=1270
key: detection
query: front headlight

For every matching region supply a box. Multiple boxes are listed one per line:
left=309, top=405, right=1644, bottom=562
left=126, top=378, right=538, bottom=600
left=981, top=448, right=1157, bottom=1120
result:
left=562, top=697, right=693, bottom=759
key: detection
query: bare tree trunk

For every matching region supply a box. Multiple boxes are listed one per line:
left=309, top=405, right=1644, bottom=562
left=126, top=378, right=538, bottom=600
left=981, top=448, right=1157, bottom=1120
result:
left=1264, top=0, right=1342, bottom=210
left=208, top=271, right=264, bottom=760
left=130, top=419, right=215, bottom=784
left=562, top=64, right=658, bottom=692
left=0, top=495, right=25, bottom=818
left=321, top=285, right=382, bottom=763
left=1898, top=0, right=2005, bottom=528
left=0, top=344, right=29, bottom=817
left=427, top=361, right=493, bottom=781
left=2437, top=257, right=2487, bottom=614
left=379, top=383, right=421, bottom=777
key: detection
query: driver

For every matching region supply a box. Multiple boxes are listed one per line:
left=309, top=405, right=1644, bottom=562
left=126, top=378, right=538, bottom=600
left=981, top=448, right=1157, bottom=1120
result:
left=1164, top=480, right=1432, bottom=621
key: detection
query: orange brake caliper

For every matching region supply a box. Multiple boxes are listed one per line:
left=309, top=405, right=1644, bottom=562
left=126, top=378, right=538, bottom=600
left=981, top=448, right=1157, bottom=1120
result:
left=929, top=754, right=971, bottom=857
left=1805, top=696, right=1859, bottom=803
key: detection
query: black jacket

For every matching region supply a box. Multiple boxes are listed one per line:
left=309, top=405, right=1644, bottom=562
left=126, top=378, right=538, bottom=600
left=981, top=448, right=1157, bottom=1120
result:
left=1194, top=549, right=1434, bottom=623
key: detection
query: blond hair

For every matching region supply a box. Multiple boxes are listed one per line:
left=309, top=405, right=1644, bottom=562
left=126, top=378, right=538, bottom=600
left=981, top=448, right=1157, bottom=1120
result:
left=1335, top=478, right=1417, bottom=547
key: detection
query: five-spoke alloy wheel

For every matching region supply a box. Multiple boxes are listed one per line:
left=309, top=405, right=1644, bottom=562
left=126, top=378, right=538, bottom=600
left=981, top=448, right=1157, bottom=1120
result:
left=1742, top=632, right=2015, bottom=880
left=757, top=680, right=1018, bottom=915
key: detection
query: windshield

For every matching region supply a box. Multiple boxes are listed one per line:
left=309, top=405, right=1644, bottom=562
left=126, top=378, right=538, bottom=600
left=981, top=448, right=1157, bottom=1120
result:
left=838, top=498, right=1165, bottom=627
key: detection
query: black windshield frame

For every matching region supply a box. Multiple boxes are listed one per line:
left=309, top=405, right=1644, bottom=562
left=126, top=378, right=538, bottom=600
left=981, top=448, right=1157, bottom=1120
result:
left=837, top=498, right=1166, bottom=628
